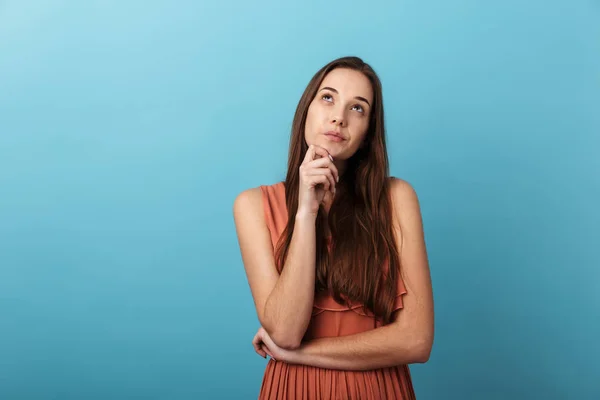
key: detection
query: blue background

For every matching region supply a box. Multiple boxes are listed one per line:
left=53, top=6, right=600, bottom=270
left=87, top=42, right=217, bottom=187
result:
left=1, top=1, right=598, bottom=398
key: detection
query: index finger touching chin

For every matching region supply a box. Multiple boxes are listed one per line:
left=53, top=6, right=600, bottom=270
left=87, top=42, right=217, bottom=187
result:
left=312, top=145, right=330, bottom=159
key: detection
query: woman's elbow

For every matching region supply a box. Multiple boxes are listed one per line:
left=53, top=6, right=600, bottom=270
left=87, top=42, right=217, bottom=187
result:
left=261, top=322, right=302, bottom=350
left=260, top=311, right=305, bottom=350
left=258, top=324, right=302, bottom=350
left=412, top=338, right=433, bottom=363
left=413, top=348, right=431, bottom=364
left=270, top=330, right=302, bottom=350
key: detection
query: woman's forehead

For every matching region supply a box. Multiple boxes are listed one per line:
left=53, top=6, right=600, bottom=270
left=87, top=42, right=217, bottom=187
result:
left=320, top=69, right=373, bottom=102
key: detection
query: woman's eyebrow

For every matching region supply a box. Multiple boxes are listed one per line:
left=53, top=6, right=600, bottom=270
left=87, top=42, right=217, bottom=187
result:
left=319, top=86, right=371, bottom=107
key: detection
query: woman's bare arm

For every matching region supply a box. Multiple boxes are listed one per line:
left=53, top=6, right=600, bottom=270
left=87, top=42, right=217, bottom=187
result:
left=233, top=188, right=317, bottom=349
left=275, top=178, right=435, bottom=368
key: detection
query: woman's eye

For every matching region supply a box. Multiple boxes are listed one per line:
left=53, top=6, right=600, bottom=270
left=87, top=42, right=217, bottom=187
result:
left=352, top=104, right=364, bottom=113
left=322, top=94, right=333, bottom=102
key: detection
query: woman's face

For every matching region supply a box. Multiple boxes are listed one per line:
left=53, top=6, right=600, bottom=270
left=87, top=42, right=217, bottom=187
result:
left=304, top=68, right=374, bottom=161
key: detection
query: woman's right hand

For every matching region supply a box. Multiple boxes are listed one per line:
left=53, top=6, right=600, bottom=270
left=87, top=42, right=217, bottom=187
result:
left=297, top=145, right=339, bottom=217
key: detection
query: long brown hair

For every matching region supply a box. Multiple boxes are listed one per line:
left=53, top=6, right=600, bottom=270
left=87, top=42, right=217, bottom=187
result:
left=274, top=56, right=401, bottom=324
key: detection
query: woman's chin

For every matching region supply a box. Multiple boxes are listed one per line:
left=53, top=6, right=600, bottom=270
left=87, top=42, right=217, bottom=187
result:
left=315, top=141, right=336, bottom=155
left=307, top=138, right=344, bottom=159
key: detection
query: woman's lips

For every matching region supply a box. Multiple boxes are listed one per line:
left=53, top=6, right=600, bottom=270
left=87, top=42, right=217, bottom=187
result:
left=324, top=131, right=345, bottom=142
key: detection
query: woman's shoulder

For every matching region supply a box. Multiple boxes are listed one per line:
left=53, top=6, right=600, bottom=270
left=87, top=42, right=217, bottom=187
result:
left=388, top=176, right=416, bottom=196
left=232, top=181, right=285, bottom=214
left=390, top=177, right=422, bottom=235
left=387, top=176, right=422, bottom=226
left=261, top=180, right=285, bottom=191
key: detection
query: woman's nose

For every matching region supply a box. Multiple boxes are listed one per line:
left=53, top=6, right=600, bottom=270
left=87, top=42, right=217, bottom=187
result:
left=331, top=114, right=345, bottom=126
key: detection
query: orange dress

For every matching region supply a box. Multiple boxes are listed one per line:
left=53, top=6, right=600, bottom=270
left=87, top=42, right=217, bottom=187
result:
left=258, top=182, right=416, bottom=400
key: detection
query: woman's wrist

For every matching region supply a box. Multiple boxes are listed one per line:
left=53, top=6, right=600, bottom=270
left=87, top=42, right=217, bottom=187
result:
left=279, top=343, right=305, bottom=365
left=295, top=210, right=318, bottom=222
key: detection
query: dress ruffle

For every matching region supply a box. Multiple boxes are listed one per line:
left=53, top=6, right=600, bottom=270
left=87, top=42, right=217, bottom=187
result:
left=312, top=277, right=408, bottom=318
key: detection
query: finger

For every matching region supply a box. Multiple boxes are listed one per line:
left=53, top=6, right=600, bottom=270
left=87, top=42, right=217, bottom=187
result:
left=259, top=335, right=278, bottom=361
left=302, top=145, right=331, bottom=165
left=253, top=341, right=266, bottom=358
left=252, top=333, right=267, bottom=358
left=308, top=175, right=331, bottom=192
left=261, top=344, right=274, bottom=359
left=303, top=161, right=337, bottom=191
left=252, top=336, right=263, bottom=352
left=304, top=156, right=339, bottom=183
left=255, top=345, right=267, bottom=358
left=311, top=145, right=331, bottom=160
left=305, top=168, right=336, bottom=192
left=253, top=341, right=267, bottom=358
left=301, top=145, right=316, bottom=165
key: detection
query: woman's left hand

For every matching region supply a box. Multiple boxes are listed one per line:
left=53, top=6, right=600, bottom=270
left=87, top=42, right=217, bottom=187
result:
left=252, top=326, right=294, bottom=363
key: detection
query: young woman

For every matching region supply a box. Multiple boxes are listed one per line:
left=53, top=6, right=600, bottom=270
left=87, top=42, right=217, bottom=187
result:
left=233, top=56, right=434, bottom=399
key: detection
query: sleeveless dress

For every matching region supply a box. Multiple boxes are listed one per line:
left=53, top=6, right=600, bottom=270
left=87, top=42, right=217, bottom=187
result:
left=258, top=181, right=416, bottom=400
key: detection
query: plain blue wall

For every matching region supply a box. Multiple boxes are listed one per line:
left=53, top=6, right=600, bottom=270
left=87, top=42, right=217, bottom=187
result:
left=1, top=1, right=598, bottom=399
